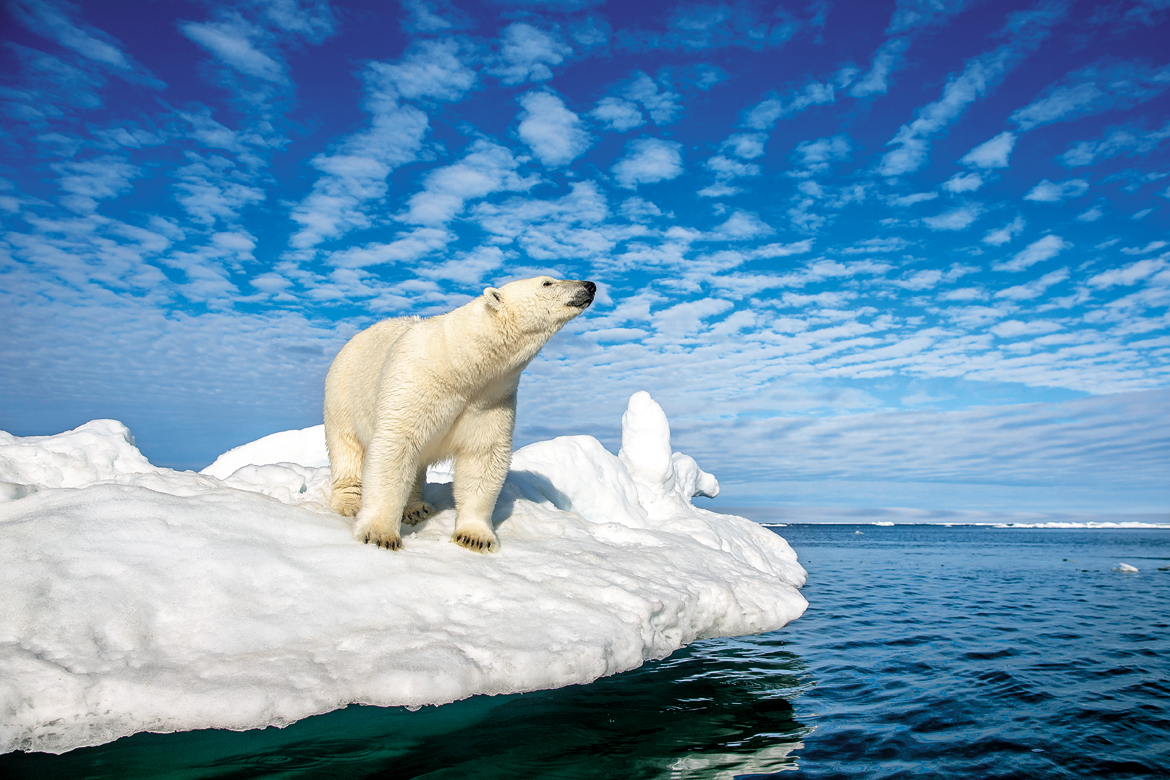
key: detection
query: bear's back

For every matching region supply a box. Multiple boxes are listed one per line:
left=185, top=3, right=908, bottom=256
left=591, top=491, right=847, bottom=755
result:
left=326, top=316, right=421, bottom=413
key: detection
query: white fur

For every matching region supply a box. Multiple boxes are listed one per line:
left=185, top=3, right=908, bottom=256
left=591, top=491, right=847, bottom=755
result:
left=324, top=276, right=594, bottom=552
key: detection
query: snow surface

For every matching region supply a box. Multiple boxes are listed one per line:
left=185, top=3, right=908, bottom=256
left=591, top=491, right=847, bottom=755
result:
left=0, top=392, right=806, bottom=755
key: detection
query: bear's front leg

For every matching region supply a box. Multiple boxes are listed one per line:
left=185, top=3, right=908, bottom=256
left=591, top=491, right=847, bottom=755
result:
left=352, top=434, right=419, bottom=550
left=451, top=403, right=514, bottom=553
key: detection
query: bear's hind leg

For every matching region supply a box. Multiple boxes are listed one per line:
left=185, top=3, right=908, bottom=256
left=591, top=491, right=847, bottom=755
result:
left=403, top=468, right=435, bottom=526
left=353, top=433, right=418, bottom=550
left=327, top=431, right=365, bottom=517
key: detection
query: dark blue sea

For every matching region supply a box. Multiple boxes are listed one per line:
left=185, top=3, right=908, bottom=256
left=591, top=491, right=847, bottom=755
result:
left=4, top=524, right=1169, bottom=779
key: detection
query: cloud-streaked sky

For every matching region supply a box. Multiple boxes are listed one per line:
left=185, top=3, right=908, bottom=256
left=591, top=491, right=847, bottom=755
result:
left=1, top=0, right=1167, bottom=514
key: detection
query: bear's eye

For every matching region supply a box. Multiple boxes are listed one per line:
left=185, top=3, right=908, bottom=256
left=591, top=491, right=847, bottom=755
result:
left=542, top=280, right=553, bottom=287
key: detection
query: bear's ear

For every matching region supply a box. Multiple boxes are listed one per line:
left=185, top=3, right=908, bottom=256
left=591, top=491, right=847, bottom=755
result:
left=483, top=287, right=503, bottom=312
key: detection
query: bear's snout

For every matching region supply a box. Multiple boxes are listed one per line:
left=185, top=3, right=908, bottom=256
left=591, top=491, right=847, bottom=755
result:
left=569, top=280, right=596, bottom=309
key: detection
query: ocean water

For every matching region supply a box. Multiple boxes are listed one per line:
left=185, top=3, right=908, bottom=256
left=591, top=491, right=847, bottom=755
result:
left=3, top=524, right=1168, bottom=779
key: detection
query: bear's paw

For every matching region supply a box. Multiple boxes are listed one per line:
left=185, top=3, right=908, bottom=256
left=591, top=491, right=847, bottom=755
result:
left=353, top=515, right=402, bottom=550
left=363, top=530, right=402, bottom=550
left=453, top=528, right=498, bottom=554
left=402, top=501, right=436, bottom=526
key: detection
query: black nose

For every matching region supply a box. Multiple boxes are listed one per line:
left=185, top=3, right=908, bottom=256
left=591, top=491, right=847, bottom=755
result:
left=583, top=281, right=596, bottom=294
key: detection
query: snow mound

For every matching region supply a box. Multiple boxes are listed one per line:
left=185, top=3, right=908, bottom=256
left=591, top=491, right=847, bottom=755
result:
left=0, top=419, right=154, bottom=493
left=200, top=424, right=329, bottom=479
left=0, top=393, right=806, bottom=755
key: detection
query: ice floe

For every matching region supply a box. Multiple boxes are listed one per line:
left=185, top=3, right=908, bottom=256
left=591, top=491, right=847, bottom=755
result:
left=0, top=392, right=806, bottom=754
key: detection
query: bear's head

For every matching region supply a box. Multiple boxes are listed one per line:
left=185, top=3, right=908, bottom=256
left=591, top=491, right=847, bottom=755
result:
left=483, top=276, right=596, bottom=334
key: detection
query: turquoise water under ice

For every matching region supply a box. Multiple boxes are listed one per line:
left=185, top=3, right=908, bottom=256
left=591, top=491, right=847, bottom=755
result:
left=3, top=524, right=1168, bottom=778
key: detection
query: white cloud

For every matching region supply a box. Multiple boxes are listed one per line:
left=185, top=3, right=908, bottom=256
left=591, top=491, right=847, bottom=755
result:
left=877, top=10, right=1059, bottom=177
left=1120, top=241, right=1169, bottom=256
left=51, top=155, right=139, bottom=213
left=843, top=237, right=910, bottom=254
left=418, top=245, right=509, bottom=285
left=401, top=0, right=455, bottom=33
left=982, top=215, right=1025, bottom=246
left=490, top=23, right=571, bottom=85
left=1087, top=257, right=1167, bottom=288
left=612, top=138, right=684, bottom=189
left=994, top=267, right=1070, bottom=300
left=1059, top=121, right=1170, bottom=167
left=722, top=133, right=767, bottom=159
left=472, top=181, right=617, bottom=262
left=990, top=319, right=1063, bottom=338
left=179, top=109, right=245, bottom=152
left=893, top=269, right=943, bottom=290
left=710, top=211, right=773, bottom=241
left=9, top=0, right=131, bottom=72
left=619, top=197, right=663, bottom=222
left=325, top=227, right=451, bottom=269
left=516, top=91, right=592, bottom=168
left=851, top=37, right=909, bottom=98
left=616, top=4, right=798, bottom=52
left=942, top=172, right=983, bottom=193
left=889, top=192, right=938, bottom=207
left=1024, top=178, right=1089, bottom=202
left=994, top=234, right=1069, bottom=272
left=1011, top=61, right=1170, bottom=131
left=705, top=155, right=760, bottom=181
left=368, top=39, right=475, bottom=102
left=742, top=97, right=782, bottom=131
left=173, top=156, right=265, bottom=225
left=653, top=298, right=734, bottom=338
left=1077, top=205, right=1104, bottom=222
left=592, top=71, right=681, bottom=131
left=589, top=97, right=644, bottom=132
left=743, top=81, right=835, bottom=131
left=403, top=140, right=535, bottom=226
left=754, top=240, right=813, bottom=258
left=888, top=0, right=979, bottom=34
left=793, top=134, right=851, bottom=172
left=624, top=71, right=681, bottom=125
left=960, top=131, right=1016, bottom=169
left=697, top=183, right=740, bottom=198
left=180, top=17, right=285, bottom=83
left=923, top=205, right=982, bottom=231
left=262, top=0, right=335, bottom=42
left=288, top=64, right=429, bottom=249
left=851, top=0, right=982, bottom=99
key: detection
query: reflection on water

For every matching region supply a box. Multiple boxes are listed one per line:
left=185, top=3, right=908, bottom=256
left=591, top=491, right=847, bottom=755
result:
left=1, top=636, right=810, bottom=779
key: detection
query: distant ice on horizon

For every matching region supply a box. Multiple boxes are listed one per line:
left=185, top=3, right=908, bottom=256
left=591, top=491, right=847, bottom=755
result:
left=0, top=392, right=806, bottom=755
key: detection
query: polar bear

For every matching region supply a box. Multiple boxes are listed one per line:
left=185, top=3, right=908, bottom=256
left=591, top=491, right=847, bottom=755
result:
left=324, top=276, right=596, bottom=553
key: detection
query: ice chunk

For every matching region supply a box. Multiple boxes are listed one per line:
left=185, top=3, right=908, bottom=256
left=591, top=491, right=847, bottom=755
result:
left=1113, top=563, right=1139, bottom=573
left=618, top=391, right=721, bottom=517
left=0, top=393, right=806, bottom=755
left=619, top=391, right=676, bottom=494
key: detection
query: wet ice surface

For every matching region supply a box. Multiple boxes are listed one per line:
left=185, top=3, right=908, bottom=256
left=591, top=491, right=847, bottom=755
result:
left=0, top=393, right=806, bottom=755
left=4, top=524, right=1167, bottom=778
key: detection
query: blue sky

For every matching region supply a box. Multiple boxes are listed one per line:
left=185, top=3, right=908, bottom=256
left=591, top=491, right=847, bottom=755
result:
left=1, top=0, right=1167, bottom=514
